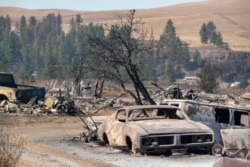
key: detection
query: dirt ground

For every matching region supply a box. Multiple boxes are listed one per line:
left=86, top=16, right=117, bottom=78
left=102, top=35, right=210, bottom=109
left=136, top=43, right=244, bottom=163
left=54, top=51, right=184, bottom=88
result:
left=0, top=114, right=219, bottom=167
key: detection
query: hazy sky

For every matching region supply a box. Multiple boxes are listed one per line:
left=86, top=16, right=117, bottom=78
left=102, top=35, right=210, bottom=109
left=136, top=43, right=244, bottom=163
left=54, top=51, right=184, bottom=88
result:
left=0, top=0, right=204, bottom=11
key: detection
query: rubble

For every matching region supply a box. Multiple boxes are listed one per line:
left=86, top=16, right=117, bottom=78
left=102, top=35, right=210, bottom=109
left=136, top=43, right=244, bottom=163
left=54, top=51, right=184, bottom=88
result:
left=241, top=93, right=250, bottom=100
left=0, top=86, right=126, bottom=116
left=0, top=79, right=249, bottom=159
left=1, top=79, right=248, bottom=117
left=0, top=100, right=21, bottom=113
left=150, top=82, right=250, bottom=107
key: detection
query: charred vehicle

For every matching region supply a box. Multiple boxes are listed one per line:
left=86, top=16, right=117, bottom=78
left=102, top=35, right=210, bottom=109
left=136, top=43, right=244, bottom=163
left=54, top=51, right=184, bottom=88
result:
left=0, top=73, right=45, bottom=104
left=212, top=129, right=250, bottom=167
left=97, top=105, right=214, bottom=155
left=160, top=99, right=250, bottom=155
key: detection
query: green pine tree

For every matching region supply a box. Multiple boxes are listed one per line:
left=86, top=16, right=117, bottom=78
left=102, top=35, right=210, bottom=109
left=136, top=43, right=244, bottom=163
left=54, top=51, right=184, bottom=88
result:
left=199, top=23, right=208, bottom=44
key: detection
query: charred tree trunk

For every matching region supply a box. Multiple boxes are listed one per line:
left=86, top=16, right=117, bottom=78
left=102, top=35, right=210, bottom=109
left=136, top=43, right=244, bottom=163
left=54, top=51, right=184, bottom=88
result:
left=93, top=74, right=106, bottom=99
left=127, top=65, right=156, bottom=105
left=98, top=74, right=105, bottom=98
left=94, top=81, right=99, bottom=98
left=74, top=78, right=81, bottom=96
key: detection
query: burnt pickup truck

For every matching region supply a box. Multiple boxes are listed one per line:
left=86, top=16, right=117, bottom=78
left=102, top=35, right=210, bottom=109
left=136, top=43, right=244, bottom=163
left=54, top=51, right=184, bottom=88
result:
left=0, top=73, right=45, bottom=104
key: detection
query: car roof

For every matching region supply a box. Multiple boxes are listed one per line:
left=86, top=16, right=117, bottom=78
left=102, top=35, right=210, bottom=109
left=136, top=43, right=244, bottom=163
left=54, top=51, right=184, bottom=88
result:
left=162, top=99, right=250, bottom=111
left=121, top=105, right=179, bottom=110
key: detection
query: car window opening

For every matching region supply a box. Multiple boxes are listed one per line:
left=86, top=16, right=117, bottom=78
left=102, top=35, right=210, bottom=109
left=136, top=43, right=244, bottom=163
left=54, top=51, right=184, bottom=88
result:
left=234, top=111, right=249, bottom=127
left=116, top=109, right=126, bottom=122
left=128, top=108, right=183, bottom=121
left=215, top=108, right=230, bottom=124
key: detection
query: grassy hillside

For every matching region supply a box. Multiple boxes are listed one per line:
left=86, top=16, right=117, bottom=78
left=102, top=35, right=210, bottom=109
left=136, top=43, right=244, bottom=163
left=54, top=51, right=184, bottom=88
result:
left=0, top=0, right=249, bottom=51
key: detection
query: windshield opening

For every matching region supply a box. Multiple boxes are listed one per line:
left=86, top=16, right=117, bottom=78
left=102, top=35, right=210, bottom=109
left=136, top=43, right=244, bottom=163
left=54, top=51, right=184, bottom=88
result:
left=128, top=108, right=184, bottom=121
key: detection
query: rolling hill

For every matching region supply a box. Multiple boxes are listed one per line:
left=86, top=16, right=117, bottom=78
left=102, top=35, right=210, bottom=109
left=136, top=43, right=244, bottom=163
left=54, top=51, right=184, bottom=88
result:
left=0, top=0, right=249, bottom=52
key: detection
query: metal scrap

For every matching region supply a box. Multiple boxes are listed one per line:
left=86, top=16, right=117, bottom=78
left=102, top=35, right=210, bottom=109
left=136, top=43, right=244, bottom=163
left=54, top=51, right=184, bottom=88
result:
left=72, top=93, right=127, bottom=143
left=221, top=129, right=250, bottom=159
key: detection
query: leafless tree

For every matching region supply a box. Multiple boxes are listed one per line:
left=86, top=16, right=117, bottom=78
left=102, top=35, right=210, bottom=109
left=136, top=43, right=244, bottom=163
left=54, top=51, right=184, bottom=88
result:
left=88, top=10, right=157, bottom=104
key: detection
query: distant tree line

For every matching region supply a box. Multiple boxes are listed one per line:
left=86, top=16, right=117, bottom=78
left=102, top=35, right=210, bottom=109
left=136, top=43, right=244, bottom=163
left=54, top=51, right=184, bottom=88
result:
left=0, top=13, right=249, bottom=94
left=199, top=21, right=228, bottom=49
left=0, top=13, right=191, bottom=82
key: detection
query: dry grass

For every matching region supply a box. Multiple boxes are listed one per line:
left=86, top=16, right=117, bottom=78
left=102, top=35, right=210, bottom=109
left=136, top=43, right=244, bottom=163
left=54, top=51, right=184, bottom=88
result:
left=0, top=0, right=249, bottom=52
left=0, top=128, right=24, bottom=167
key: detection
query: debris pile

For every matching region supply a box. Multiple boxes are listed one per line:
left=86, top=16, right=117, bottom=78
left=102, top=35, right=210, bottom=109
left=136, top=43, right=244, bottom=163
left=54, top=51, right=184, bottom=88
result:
left=150, top=83, right=250, bottom=107
left=0, top=86, right=127, bottom=116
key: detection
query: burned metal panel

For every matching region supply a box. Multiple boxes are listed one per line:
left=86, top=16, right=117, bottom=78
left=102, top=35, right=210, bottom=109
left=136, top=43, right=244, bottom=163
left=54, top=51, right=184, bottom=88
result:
left=44, top=96, right=57, bottom=108
left=221, top=129, right=250, bottom=159
left=184, top=102, right=216, bottom=122
left=109, top=109, right=128, bottom=146
left=184, top=102, right=226, bottom=144
left=164, top=99, right=250, bottom=127
left=161, top=100, right=217, bottom=122
left=184, top=102, right=231, bottom=126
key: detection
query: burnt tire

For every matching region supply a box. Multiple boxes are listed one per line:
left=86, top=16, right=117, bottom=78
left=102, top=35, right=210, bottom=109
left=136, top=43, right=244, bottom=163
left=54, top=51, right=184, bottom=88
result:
left=126, top=137, right=138, bottom=154
left=126, top=137, right=132, bottom=150
left=56, top=104, right=68, bottom=114
left=103, top=133, right=109, bottom=145
left=212, top=144, right=224, bottom=155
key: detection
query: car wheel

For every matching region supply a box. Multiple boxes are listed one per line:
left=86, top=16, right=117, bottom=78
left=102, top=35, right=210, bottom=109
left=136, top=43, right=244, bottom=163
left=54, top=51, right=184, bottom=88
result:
left=103, top=133, right=109, bottom=145
left=126, top=137, right=132, bottom=149
left=56, top=104, right=68, bottom=114
left=126, top=137, right=137, bottom=154
left=212, top=144, right=224, bottom=155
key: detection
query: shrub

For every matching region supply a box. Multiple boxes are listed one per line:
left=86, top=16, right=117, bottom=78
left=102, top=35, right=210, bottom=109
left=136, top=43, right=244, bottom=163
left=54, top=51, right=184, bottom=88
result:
left=0, top=129, right=24, bottom=167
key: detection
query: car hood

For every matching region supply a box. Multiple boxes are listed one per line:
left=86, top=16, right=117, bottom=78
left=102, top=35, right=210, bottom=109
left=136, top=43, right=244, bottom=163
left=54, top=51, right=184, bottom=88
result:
left=130, top=119, right=212, bottom=135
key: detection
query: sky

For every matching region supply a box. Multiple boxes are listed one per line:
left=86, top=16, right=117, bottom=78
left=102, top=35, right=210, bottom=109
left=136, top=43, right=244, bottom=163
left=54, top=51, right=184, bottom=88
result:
left=0, top=0, right=204, bottom=11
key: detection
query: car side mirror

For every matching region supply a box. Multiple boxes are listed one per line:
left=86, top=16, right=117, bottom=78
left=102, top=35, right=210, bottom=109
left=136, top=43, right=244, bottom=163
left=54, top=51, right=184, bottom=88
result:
left=240, top=114, right=249, bottom=127
left=117, top=115, right=126, bottom=122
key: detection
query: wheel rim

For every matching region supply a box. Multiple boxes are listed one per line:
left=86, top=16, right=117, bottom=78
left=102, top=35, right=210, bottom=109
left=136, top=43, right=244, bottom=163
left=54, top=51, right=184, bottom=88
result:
left=212, top=144, right=224, bottom=155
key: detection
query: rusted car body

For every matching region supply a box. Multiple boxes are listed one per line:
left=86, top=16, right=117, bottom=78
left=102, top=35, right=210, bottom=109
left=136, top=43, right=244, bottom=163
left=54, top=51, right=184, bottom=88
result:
left=97, top=105, right=214, bottom=154
left=160, top=99, right=250, bottom=154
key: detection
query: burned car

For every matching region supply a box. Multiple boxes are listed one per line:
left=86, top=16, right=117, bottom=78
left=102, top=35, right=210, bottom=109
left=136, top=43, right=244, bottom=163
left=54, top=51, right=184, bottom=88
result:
left=160, top=99, right=250, bottom=154
left=97, top=105, right=214, bottom=155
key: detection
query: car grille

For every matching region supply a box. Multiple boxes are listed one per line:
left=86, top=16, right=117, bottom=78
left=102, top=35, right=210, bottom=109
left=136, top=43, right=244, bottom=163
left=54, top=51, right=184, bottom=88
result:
left=141, top=134, right=213, bottom=147
left=141, top=135, right=174, bottom=146
left=180, top=134, right=213, bottom=144
left=159, top=136, right=174, bottom=145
